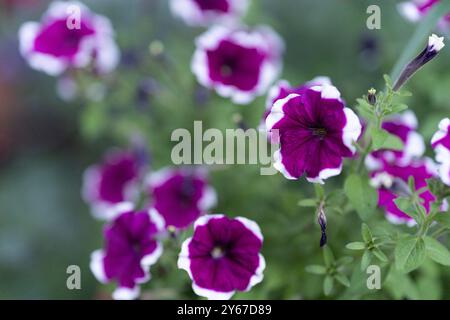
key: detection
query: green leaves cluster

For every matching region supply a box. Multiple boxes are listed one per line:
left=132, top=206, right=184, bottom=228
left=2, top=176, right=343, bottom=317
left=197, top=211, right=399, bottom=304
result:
left=305, top=247, right=353, bottom=296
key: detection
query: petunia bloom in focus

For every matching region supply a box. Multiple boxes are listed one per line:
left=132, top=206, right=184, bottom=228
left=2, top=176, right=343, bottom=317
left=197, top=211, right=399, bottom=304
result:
left=90, top=208, right=164, bottom=300
left=18, top=1, right=119, bottom=76
left=170, top=0, right=249, bottom=26
left=192, top=24, right=284, bottom=104
left=146, top=167, right=217, bottom=229
left=178, top=214, right=265, bottom=300
left=265, top=84, right=362, bottom=183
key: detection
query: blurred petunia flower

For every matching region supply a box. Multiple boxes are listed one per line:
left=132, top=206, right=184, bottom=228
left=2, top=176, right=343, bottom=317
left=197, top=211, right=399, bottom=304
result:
left=170, top=0, right=249, bottom=26
left=431, top=118, right=450, bottom=185
left=192, top=24, right=284, bottom=104
left=398, top=0, right=450, bottom=30
left=370, top=158, right=439, bottom=226
left=90, top=208, right=164, bottom=300
left=260, top=76, right=332, bottom=134
left=265, top=84, right=362, bottom=183
left=146, top=167, right=217, bottom=229
left=365, top=111, right=425, bottom=171
left=18, top=1, right=119, bottom=76
left=178, top=214, right=265, bottom=300
left=82, top=149, right=144, bottom=220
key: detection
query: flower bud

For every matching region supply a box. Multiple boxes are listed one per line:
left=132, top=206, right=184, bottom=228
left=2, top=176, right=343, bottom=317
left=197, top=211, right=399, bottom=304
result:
left=367, top=88, right=377, bottom=105
left=317, top=202, right=327, bottom=247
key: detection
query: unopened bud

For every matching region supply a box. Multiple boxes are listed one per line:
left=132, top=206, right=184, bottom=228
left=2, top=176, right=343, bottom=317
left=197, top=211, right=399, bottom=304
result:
left=317, top=202, right=327, bottom=247
left=367, top=88, right=377, bottom=105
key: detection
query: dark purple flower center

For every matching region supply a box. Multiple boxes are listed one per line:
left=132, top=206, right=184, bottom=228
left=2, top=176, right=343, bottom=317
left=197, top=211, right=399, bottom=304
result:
left=193, top=0, right=230, bottom=12
left=311, top=127, right=327, bottom=139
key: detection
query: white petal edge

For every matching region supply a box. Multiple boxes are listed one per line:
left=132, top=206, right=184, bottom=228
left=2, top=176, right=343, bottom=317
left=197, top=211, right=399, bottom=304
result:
left=89, top=249, right=108, bottom=283
left=342, top=107, right=362, bottom=154
left=306, top=165, right=343, bottom=184
left=112, top=286, right=140, bottom=300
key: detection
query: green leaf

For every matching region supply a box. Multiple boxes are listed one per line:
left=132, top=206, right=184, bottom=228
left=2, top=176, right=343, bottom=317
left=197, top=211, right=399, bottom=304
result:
left=334, top=274, right=350, bottom=287
left=323, top=276, right=334, bottom=296
left=385, top=103, right=408, bottom=116
left=370, top=127, right=404, bottom=151
left=344, top=174, right=378, bottom=221
left=383, top=74, right=393, bottom=89
left=297, top=199, right=317, bottom=207
left=356, top=98, right=375, bottom=120
left=434, top=214, right=450, bottom=229
left=372, top=248, right=389, bottom=263
left=361, top=223, right=373, bottom=243
left=395, top=236, right=426, bottom=273
left=323, top=246, right=335, bottom=267
left=346, top=242, right=366, bottom=250
left=424, top=236, right=450, bottom=266
left=305, top=265, right=327, bottom=275
left=394, top=197, right=419, bottom=222
left=336, top=256, right=353, bottom=266
left=361, top=250, right=372, bottom=271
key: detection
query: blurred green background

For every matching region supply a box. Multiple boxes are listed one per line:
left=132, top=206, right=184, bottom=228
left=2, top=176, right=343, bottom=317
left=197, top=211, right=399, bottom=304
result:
left=0, top=0, right=449, bottom=299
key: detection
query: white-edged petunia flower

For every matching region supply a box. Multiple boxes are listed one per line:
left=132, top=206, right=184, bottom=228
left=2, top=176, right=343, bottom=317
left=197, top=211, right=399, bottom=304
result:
left=192, top=24, right=284, bottom=105
left=431, top=118, right=450, bottom=185
left=265, top=84, right=362, bottom=184
left=18, top=1, right=119, bottom=76
left=178, top=214, right=265, bottom=300
left=90, top=208, right=164, bottom=300
left=170, top=0, right=249, bottom=26
left=146, top=167, right=217, bottom=229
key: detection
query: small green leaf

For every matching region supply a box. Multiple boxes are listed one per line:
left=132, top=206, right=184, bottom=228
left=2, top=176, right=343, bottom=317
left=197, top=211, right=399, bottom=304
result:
left=383, top=74, right=393, bottom=88
left=370, top=127, right=404, bottom=151
left=323, top=246, right=335, bottom=267
left=395, top=236, right=426, bottom=273
left=323, top=276, right=334, bottom=296
left=386, top=103, right=408, bottom=115
left=346, top=242, right=366, bottom=250
left=424, top=236, right=450, bottom=266
left=305, top=265, right=327, bottom=275
left=336, top=256, right=353, bottom=266
left=361, top=223, right=373, bottom=243
left=334, top=274, right=350, bottom=287
left=297, top=199, right=317, bottom=207
left=361, top=250, right=372, bottom=271
left=344, top=174, right=378, bottom=221
left=394, top=197, right=419, bottom=222
left=372, top=248, right=389, bottom=263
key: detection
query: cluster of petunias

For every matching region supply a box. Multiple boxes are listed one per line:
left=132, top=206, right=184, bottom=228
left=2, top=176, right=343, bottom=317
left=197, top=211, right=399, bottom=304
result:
left=398, top=0, right=450, bottom=30
left=366, top=112, right=448, bottom=226
left=265, top=81, right=362, bottom=183
left=18, top=1, right=119, bottom=76
left=432, top=118, right=450, bottom=186
left=84, top=148, right=265, bottom=299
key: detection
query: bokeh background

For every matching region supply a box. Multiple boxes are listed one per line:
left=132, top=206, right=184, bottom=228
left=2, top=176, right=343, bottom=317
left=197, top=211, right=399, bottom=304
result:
left=0, top=0, right=449, bottom=299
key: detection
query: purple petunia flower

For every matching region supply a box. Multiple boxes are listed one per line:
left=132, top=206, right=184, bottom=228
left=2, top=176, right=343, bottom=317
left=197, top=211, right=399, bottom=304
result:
left=370, top=158, right=439, bottom=226
left=192, top=24, right=284, bottom=104
left=146, top=167, right=217, bottom=229
left=260, top=77, right=332, bottom=135
left=90, top=208, right=164, bottom=300
left=82, top=149, right=144, bottom=220
left=398, top=0, right=450, bottom=30
left=265, top=84, right=362, bottom=183
left=365, top=111, right=425, bottom=171
left=170, top=0, right=249, bottom=26
left=18, top=1, right=119, bottom=76
left=178, top=214, right=265, bottom=300
left=431, top=118, right=450, bottom=186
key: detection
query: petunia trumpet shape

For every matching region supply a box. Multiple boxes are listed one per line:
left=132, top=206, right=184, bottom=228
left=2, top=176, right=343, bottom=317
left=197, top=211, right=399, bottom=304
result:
left=178, top=214, right=265, bottom=300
